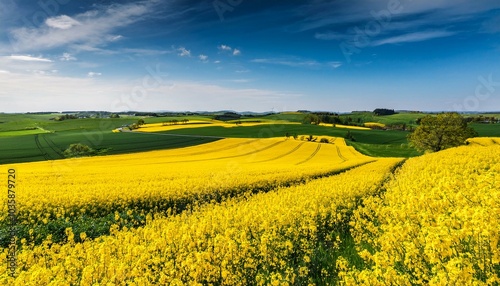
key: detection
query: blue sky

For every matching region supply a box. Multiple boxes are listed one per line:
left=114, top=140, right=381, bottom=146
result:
left=1, top=0, right=499, bottom=113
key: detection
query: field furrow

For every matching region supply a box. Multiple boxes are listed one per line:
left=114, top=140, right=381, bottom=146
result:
left=0, top=158, right=402, bottom=285
left=257, top=141, right=306, bottom=163
left=0, top=137, right=371, bottom=247
left=339, top=144, right=500, bottom=285
left=296, top=144, right=321, bottom=165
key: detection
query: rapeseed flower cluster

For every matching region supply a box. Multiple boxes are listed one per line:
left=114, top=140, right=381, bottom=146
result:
left=340, top=142, right=500, bottom=285
left=0, top=154, right=399, bottom=284
left=0, top=138, right=370, bottom=236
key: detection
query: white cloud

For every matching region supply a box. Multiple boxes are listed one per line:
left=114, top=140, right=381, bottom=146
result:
left=33, top=70, right=56, bottom=75
left=60, top=53, right=77, bottom=61
left=219, top=44, right=232, bottom=51
left=305, top=0, right=500, bottom=50
left=0, top=72, right=121, bottom=112
left=328, top=62, right=342, bottom=68
left=148, top=81, right=302, bottom=112
left=8, top=1, right=157, bottom=52
left=296, top=0, right=500, bottom=33
left=122, top=48, right=171, bottom=56
left=199, top=54, right=208, bottom=62
left=218, top=44, right=241, bottom=56
left=214, top=60, right=221, bottom=64
left=45, top=15, right=81, bottom=29
left=178, top=47, right=191, bottom=57
left=107, top=35, right=123, bottom=42
left=87, top=72, right=102, bottom=77
left=371, top=31, right=456, bottom=46
left=400, top=0, right=500, bottom=17
left=251, top=58, right=320, bottom=68
left=0, top=72, right=302, bottom=113
left=4, top=55, right=52, bottom=62
left=0, top=55, right=53, bottom=74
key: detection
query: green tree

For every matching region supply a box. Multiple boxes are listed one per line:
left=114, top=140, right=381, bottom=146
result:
left=137, top=119, right=145, bottom=126
left=408, top=113, right=477, bottom=152
left=63, top=143, right=95, bottom=158
left=320, top=138, right=329, bottom=143
left=344, top=130, right=355, bottom=141
left=302, top=114, right=320, bottom=125
left=306, top=135, right=317, bottom=142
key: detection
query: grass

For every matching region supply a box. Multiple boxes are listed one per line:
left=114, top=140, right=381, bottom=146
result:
left=346, top=141, right=420, bottom=157
left=0, top=128, right=50, bottom=137
left=470, top=123, right=500, bottom=137
left=340, top=112, right=425, bottom=126
left=154, top=123, right=421, bottom=157
left=1, top=112, right=499, bottom=164
left=0, top=130, right=220, bottom=164
left=0, top=113, right=160, bottom=133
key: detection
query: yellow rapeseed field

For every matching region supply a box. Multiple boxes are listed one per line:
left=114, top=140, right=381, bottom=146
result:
left=339, top=142, right=500, bottom=285
left=0, top=138, right=371, bottom=242
left=317, top=123, right=371, bottom=130
left=0, top=158, right=401, bottom=285
left=2, top=134, right=498, bottom=285
left=363, top=122, right=386, bottom=129
left=133, top=120, right=300, bottom=133
left=466, top=136, right=500, bottom=146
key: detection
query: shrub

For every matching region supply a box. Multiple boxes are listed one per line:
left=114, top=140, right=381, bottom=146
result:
left=63, top=143, right=96, bottom=158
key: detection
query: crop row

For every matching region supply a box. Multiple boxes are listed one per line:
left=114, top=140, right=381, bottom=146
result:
left=0, top=158, right=401, bottom=285
left=339, top=144, right=500, bottom=285
left=0, top=138, right=370, bottom=246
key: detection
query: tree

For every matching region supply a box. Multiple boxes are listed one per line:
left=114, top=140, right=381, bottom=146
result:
left=345, top=130, right=355, bottom=141
left=373, top=108, right=396, bottom=116
left=63, top=143, right=95, bottom=158
left=302, top=114, right=320, bottom=125
left=137, top=119, right=145, bottom=126
left=306, top=135, right=317, bottom=142
left=408, top=113, right=477, bottom=152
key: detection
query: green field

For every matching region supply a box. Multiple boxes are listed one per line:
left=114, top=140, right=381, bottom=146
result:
left=0, top=112, right=499, bottom=164
left=0, top=131, right=220, bottom=164
left=0, top=128, right=51, bottom=137
left=470, top=123, right=500, bottom=137
left=151, top=123, right=420, bottom=157
left=340, top=111, right=425, bottom=126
